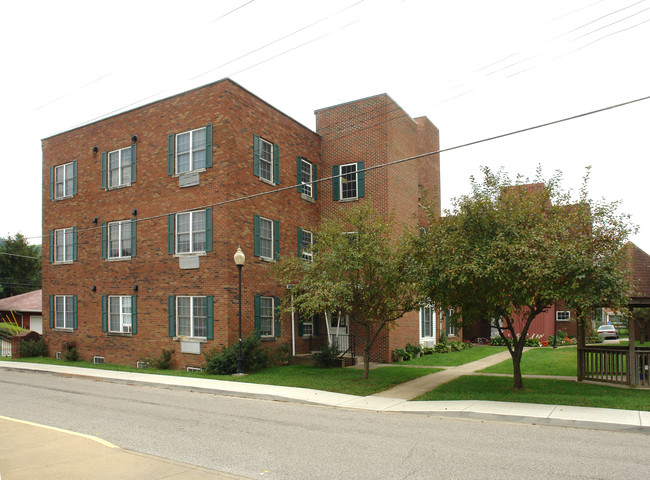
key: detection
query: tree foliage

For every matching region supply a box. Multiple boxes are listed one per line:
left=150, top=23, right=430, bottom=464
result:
left=413, top=167, right=635, bottom=390
left=273, top=204, right=422, bottom=379
left=0, top=233, right=41, bottom=297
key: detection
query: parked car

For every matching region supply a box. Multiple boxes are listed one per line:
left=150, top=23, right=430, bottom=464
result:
left=597, top=325, right=618, bottom=339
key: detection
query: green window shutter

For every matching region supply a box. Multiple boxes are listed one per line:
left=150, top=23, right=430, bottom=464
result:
left=72, top=295, right=78, bottom=330
left=357, top=161, right=365, bottom=198
left=420, top=308, right=424, bottom=336
left=274, top=297, right=281, bottom=337
left=313, top=316, right=319, bottom=335
left=48, top=230, right=54, bottom=263
left=101, top=153, right=107, bottom=190
left=253, top=214, right=260, bottom=257
left=332, top=165, right=340, bottom=201
left=205, top=124, right=213, bottom=168
left=206, top=295, right=213, bottom=340
left=168, top=214, right=175, bottom=255
left=253, top=134, right=260, bottom=177
left=205, top=208, right=212, bottom=252
left=273, top=143, right=280, bottom=185
left=168, top=296, right=176, bottom=337
left=131, top=144, right=137, bottom=183
left=168, top=134, right=175, bottom=175
left=298, top=312, right=303, bottom=336
left=254, top=295, right=261, bottom=337
left=131, top=219, right=137, bottom=258
left=296, top=156, right=302, bottom=194
left=49, top=166, right=54, bottom=200
left=313, top=163, right=318, bottom=200
left=101, top=295, right=107, bottom=332
left=297, top=227, right=303, bottom=258
left=131, top=295, right=137, bottom=335
left=101, top=223, right=107, bottom=259
left=49, top=295, right=54, bottom=328
left=72, top=160, right=78, bottom=196
left=274, top=220, right=280, bottom=261
left=72, top=226, right=78, bottom=261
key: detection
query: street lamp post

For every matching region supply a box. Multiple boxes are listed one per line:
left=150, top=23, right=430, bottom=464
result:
left=234, top=247, right=246, bottom=375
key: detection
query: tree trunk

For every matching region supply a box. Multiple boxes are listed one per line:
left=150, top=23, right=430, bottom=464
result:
left=511, top=344, right=524, bottom=390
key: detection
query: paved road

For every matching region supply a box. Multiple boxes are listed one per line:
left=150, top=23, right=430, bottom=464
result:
left=1, top=369, right=648, bottom=479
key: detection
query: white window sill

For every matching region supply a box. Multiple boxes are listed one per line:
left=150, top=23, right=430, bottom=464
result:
left=53, top=260, right=74, bottom=265
left=106, top=256, right=132, bottom=262
left=107, top=183, right=132, bottom=190
left=259, top=256, right=276, bottom=263
left=261, top=336, right=276, bottom=342
left=300, top=193, right=315, bottom=203
left=259, top=176, right=275, bottom=186
left=173, top=336, right=207, bottom=343
left=53, top=195, right=73, bottom=201
left=174, top=252, right=206, bottom=258
left=107, top=331, right=133, bottom=337
left=338, top=197, right=358, bottom=202
left=52, top=328, right=74, bottom=332
left=174, top=168, right=206, bottom=178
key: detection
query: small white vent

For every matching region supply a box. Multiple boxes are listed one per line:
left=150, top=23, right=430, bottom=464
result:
left=93, top=356, right=105, bottom=364
left=186, top=366, right=202, bottom=373
left=56, top=352, right=62, bottom=360
left=136, top=361, right=149, bottom=369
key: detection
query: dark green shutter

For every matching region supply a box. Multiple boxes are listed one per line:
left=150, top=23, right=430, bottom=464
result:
left=206, top=295, right=213, bottom=340
left=49, top=295, right=54, bottom=328
left=313, top=163, right=318, bottom=200
left=101, top=295, right=107, bottom=332
left=357, top=161, right=365, bottom=198
left=254, top=295, right=261, bottom=337
left=168, top=134, right=175, bottom=175
left=72, top=160, right=78, bottom=196
left=332, top=165, right=340, bottom=201
left=298, top=312, right=303, bottom=336
left=168, top=296, right=176, bottom=337
left=421, top=308, right=425, bottom=336
left=254, top=214, right=260, bottom=257
left=297, top=227, right=303, bottom=258
left=274, top=297, right=281, bottom=337
left=131, top=144, right=137, bottom=183
left=72, top=226, right=78, bottom=261
left=205, top=124, right=213, bottom=168
left=72, top=295, right=78, bottom=330
left=313, top=316, right=319, bottom=335
left=168, top=214, right=175, bottom=255
left=49, top=166, right=54, bottom=199
left=131, top=219, right=137, bottom=257
left=296, top=156, right=302, bottom=194
left=131, top=296, right=137, bottom=334
left=253, top=134, right=260, bottom=177
left=48, top=230, right=54, bottom=263
left=101, top=153, right=107, bottom=189
left=205, top=208, right=212, bottom=252
left=274, top=220, right=280, bottom=261
left=101, top=223, right=107, bottom=259
left=273, top=143, right=280, bottom=185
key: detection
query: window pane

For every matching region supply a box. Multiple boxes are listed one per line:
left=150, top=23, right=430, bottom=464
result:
left=108, top=224, right=120, bottom=258
left=192, top=211, right=206, bottom=252
left=177, top=297, right=191, bottom=336
left=301, top=160, right=312, bottom=197
left=109, top=297, right=120, bottom=332
left=55, top=297, right=65, bottom=328
left=108, top=151, right=120, bottom=187
left=65, top=164, right=74, bottom=196
left=177, top=132, right=190, bottom=173
left=121, top=148, right=131, bottom=184
left=260, top=297, right=273, bottom=336
left=341, top=164, right=357, bottom=199
left=193, top=297, right=207, bottom=337
left=65, top=296, right=74, bottom=329
left=64, top=229, right=73, bottom=261
left=176, top=213, right=190, bottom=253
left=55, top=230, right=64, bottom=261
left=55, top=166, right=64, bottom=197
left=259, top=218, right=273, bottom=259
left=259, top=139, right=273, bottom=181
left=192, top=129, right=206, bottom=170
left=121, top=222, right=131, bottom=257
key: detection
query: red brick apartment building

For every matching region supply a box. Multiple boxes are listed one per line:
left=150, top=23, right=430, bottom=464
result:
left=42, top=79, right=440, bottom=369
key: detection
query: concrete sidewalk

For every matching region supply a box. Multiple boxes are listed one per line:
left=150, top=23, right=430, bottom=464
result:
left=1, top=358, right=648, bottom=480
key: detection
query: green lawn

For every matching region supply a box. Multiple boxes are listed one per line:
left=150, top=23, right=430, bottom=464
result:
left=403, top=346, right=507, bottom=367
left=479, top=346, right=577, bottom=376
left=414, top=375, right=650, bottom=411
left=618, top=340, right=649, bottom=346
left=0, top=356, right=440, bottom=397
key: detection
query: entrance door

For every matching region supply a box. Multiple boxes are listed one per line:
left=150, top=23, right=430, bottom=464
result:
left=329, top=313, right=349, bottom=353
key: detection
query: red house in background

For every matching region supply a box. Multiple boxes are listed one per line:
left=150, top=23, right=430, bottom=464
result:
left=0, top=290, right=43, bottom=333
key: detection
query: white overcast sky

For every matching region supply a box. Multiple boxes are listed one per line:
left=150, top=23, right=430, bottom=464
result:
left=1, top=0, right=648, bottom=251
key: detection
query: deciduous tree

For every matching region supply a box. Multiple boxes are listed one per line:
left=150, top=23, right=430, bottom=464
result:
left=0, top=233, right=41, bottom=297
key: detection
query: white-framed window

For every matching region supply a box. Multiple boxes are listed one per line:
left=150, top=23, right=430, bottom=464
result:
left=54, top=295, right=75, bottom=329
left=176, top=210, right=206, bottom=254
left=108, top=221, right=132, bottom=259
left=446, top=308, right=456, bottom=336
left=108, top=147, right=132, bottom=188
left=259, top=296, right=275, bottom=337
left=556, top=311, right=570, bottom=321
left=340, top=163, right=358, bottom=200
left=54, top=228, right=74, bottom=263
left=258, top=137, right=273, bottom=183
left=259, top=216, right=274, bottom=260
left=176, top=296, right=207, bottom=338
left=54, top=162, right=75, bottom=199
left=108, top=296, right=132, bottom=333
left=176, top=127, right=206, bottom=174
left=300, top=158, right=313, bottom=197
left=301, top=229, right=313, bottom=262
left=421, top=305, right=435, bottom=338
left=302, top=317, right=313, bottom=336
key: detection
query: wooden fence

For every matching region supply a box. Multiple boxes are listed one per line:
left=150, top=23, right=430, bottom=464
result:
left=579, top=345, right=650, bottom=387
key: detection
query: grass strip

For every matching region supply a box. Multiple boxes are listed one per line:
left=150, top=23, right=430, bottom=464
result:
left=414, top=375, right=650, bottom=411
left=403, top=346, right=507, bottom=367
left=480, top=346, right=577, bottom=376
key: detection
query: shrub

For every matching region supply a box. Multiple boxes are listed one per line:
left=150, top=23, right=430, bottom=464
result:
left=314, top=343, right=342, bottom=368
left=392, top=347, right=410, bottom=362
left=19, top=338, right=47, bottom=357
left=405, top=342, right=422, bottom=358
left=64, top=347, right=79, bottom=361
left=433, top=343, right=451, bottom=353
left=421, top=346, right=434, bottom=355
left=525, top=337, right=541, bottom=347
left=439, top=331, right=448, bottom=344
left=587, top=335, right=604, bottom=344
left=490, top=336, right=514, bottom=347
left=462, top=341, right=473, bottom=349
left=450, top=341, right=464, bottom=352
left=153, top=349, right=174, bottom=370
left=203, top=334, right=268, bottom=374
left=270, top=343, right=291, bottom=366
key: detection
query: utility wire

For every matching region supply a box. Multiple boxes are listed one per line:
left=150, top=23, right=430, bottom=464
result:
left=0, top=252, right=40, bottom=260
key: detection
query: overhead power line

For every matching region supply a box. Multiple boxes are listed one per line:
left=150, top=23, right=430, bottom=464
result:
left=0, top=252, right=40, bottom=260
